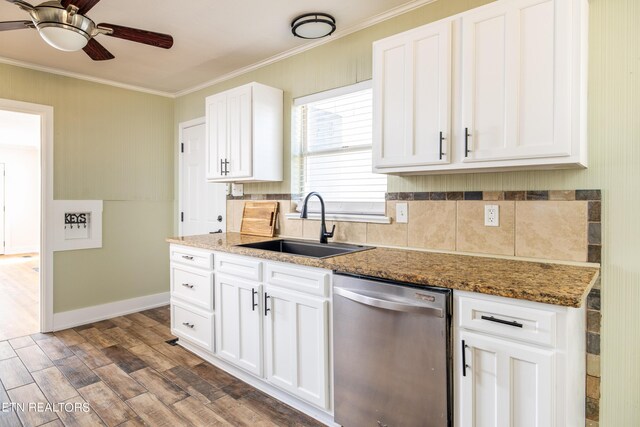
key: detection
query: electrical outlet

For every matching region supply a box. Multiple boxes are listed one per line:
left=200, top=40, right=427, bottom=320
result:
left=484, top=205, right=499, bottom=227
left=396, top=203, right=408, bottom=223
left=231, top=183, right=244, bottom=197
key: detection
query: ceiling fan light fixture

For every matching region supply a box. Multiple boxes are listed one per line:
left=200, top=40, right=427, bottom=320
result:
left=37, top=24, right=89, bottom=51
left=291, top=13, right=336, bottom=39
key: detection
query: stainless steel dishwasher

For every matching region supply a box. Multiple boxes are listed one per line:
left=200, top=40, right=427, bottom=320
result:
left=333, top=274, right=452, bottom=427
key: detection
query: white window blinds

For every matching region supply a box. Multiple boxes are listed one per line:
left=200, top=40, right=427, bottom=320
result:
left=293, top=82, right=387, bottom=214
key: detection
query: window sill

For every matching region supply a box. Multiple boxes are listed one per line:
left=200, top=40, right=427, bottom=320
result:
left=284, top=213, right=391, bottom=224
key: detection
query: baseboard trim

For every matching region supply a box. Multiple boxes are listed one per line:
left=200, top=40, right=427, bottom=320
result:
left=52, top=292, right=170, bottom=331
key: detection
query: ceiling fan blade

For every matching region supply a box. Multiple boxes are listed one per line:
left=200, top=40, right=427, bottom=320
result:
left=0, top=20, right=32, bottom=31
left=4, top=0, right=34, bottom=11
left=82, top=38, right=114, bottom=61
left=99, top=23, right=173, bottom=49
left=61, top=0, right=101, bottom=14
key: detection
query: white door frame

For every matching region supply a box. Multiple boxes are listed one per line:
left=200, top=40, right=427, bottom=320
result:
left=178, top=117, right=204, bottom=236
left=0, top=98, right=54, bottom=332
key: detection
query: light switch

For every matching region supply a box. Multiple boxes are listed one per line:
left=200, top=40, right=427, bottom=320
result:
left=396, top=203, right=408, bottom=223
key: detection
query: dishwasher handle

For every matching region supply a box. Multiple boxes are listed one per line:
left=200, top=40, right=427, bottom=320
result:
left=334, top=287, right=444, bottom=318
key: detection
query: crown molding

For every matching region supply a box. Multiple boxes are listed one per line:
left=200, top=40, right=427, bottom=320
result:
left=0, top=0, right=437, bottom=98
left=0, top=56, right=175, bottom=98
left=174, top=0, right=437, bottom=97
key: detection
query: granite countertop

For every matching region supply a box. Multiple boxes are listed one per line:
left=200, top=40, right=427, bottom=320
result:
left=167, top=233, right=600, bottom=308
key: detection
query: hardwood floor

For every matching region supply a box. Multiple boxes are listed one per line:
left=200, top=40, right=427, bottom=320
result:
left=0, top=306, right=325, bottom=427
left=0, top=254, right=39, bottom=341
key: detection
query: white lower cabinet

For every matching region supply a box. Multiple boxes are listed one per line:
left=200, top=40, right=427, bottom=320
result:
left=191, top=251, right=332, bottom=413
left=215, top=273, right=263, bottom=376
left=455, top=290, right=586, bottom=427
left=458, top=330, right=554, bottom=427
left=264, top=285, right=329, bottom=410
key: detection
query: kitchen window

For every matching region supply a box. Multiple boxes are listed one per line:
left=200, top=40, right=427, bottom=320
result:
left=292, top=81, right=388, bottom=219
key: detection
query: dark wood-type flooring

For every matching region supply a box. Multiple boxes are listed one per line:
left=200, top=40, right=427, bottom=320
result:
left=0, top=306, right=325, bottom=427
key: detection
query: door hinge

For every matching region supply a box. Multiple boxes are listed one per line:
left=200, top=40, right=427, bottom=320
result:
left=180, top=212, right=184, bottom=222
left=180, top=143, right=184, bottom=153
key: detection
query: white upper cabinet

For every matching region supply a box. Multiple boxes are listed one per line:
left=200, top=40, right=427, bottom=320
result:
left=373, top=19, right=452, bottom=169
left=205, top=82, right=283, bottom=182
left=461, top=0, right=574, bottom=162
left=372, top=0, right=588, bottom=174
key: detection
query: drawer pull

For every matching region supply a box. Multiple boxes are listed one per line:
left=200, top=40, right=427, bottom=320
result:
left=181, top=255, right=194, bottom=260
left=182, top=322, right=195, bottom=329
left=481, top=315, right=523, bottom=328
left=181, top=283, right=194, bottom=289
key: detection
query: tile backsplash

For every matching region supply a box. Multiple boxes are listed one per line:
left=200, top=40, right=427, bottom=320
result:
left=229, top=190, right=601, bottom=264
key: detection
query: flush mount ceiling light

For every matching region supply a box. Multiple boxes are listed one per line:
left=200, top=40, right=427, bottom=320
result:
left=0, top=0, right=173, bottom=60
left=291, top=13, right=336, bottom=39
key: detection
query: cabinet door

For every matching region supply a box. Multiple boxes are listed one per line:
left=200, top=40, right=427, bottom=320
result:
left=458, top=331, right=554, bottom=427
left=461, top=0, right=572, bottom=162
left=205, top=92, right=228, bottom=179
left=215, top=274, right=263, bottom=376
left=373, top=20, right=452, bottom=168
left=226, top=85, right=253, bottom=179
left=263, top=286, right=329, bottom=409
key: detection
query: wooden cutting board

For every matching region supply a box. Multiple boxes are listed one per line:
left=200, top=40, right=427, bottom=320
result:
left=240, top=201, right=279, bottom=237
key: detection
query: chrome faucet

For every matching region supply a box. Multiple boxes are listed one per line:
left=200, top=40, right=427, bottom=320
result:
left=300, top=192, right=335, bottom=244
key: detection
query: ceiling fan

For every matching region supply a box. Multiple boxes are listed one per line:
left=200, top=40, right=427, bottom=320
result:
left=0, top=0, right=173, bottom=60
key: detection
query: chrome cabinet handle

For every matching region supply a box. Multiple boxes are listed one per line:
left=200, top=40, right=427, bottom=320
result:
left=181, top=283, right=194, bottom=289
left=182, top=322, right=195, bottom=329
left=181, top=255, right=194, bottom=260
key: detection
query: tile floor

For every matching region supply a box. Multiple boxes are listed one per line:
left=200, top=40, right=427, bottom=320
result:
left=0, top=306, right=324, bottom=426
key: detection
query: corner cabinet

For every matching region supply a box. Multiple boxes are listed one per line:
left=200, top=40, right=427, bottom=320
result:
left=454, top=291, right=586, bottom=427
left=373, top=0, right=588, bottom=174
left=205, top=82, right=283, bottom=182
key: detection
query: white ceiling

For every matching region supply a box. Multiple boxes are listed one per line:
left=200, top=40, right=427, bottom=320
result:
left=0, top=110, right=40, bottom=148
left=0, top=0, right=430, bottom=95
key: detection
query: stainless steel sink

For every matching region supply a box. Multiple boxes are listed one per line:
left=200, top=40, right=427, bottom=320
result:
left=236, top=239, right=374, bottom=259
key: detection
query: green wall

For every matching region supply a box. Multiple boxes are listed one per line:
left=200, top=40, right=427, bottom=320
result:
left=0, top=63, right=174, bottom=313
left=175, top=0, right=640, bottom=424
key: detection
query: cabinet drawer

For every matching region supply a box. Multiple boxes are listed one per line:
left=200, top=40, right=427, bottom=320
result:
left=171, top=301, right=213, bottom=351
left=458, top=296, right=556, bottom=347
left=215, top=254, right=262, bottom=282
left=170, top=245, right=214, bottom=270
left=265, top=262, right=330, bottom=297
left=170, top=264, right=214, bottom=311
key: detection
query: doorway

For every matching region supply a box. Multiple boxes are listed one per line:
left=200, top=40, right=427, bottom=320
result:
left=0, top=109, right=41, bottom=340
left=179, top=118, right=227, bottom=236
left=0, top=98, right=53, bottom=337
